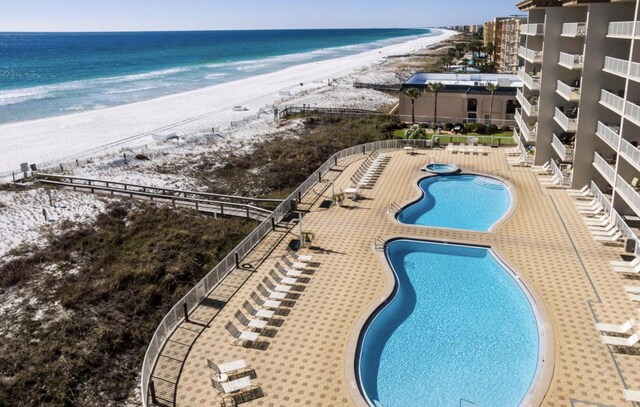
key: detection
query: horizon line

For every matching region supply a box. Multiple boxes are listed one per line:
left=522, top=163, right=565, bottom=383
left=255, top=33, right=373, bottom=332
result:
left=0, top=27, right=439, bottom=34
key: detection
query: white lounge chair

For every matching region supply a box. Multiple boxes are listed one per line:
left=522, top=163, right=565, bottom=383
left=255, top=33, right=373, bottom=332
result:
left=629, top=293, right=640, bottom=302
left=235, top=310, right=267, bottom=330
left=262, top=277, right=291, bottom=293
left=250, top=291, right=281, bottom=309
left=281, top=255, right=308, bottom=270
left=595, top=319, right=637, bottom=334
left=540, top=174, right=561, bottom=187
left=287, top=247, right=313, bottom=262
left=585, top=215, right=610, bottom=227
left=612, top=257, right=640, bottom=268
left=601, top=332, right=640, bottom=347
left=590, top=226, right=620, bottom=237
left=567, top=185, right=589, bottom=195
left=578, top=204, right=604, bottom=215
left=226, top=322, right=260, bottom=342
left=243, top=301, right=274, bottom=319
left=269, top=269, right=297, bottom=286
left=210, top=375, right=253, bottom=395
left=624, top=286, right=640, bottom=294
left=205, top=358, right=247, bottom=379
left=615, top=265, right=640, bottom=274
left=595, top=231, right=623, bottom=244
left=275, top=262, right=303, bottom=278
left=624, top=389, right=640, bottom=404
left=532, top=162, right=551, bottom=173
left=256, top=284, right=287, bottom=300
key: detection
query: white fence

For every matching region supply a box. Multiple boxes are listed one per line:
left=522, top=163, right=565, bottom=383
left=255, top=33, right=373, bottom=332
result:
left=607, top=21, right=636, bottom=38
left=562, top=22, right=587, bottom=37
left=604, top=56, right=629, bottom=77
left=558, top=52, right=583, bottom=69
left=593, top=152, right=616, bottom=185
left=600, top=89, right=625, bottom=114
left=596, top=121, right=621, bottom=150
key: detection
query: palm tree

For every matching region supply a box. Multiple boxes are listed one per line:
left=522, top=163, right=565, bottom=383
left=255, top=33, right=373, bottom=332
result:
left=403, top=87, right=422, bottom=123
left=485, top=82, right=499, bottom=125
left=427, top=82, right=444, bottom=128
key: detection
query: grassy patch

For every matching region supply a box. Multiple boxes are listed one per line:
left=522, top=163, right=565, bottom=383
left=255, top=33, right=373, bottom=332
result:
left=0, top=202, right=256, bottom=406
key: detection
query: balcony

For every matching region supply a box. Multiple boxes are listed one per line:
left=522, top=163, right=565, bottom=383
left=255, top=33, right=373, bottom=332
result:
left=625, top=100, right=640, bottom=126
left=593, top=152, right=616, bottom=185
left=516, top=89, right=538, bottom=117
left=517, top=67, right=541, bottom=91
left=595, top=121, right=621, bottom=150
left=603, top=56, right=629, bottom=79
left=556, top=80, right=580, bottom=102
left=515, top=109, right=536, bottom=142
left=607, top=21, right=639, bottom=39
left=616, top=175, right=640, bottom=218
left=518, top=46, right=543, bottom=63
left=600, top=89, right=625, bottom=114
left=554, top=107, right=578, bottom=132
left=521, top=23, right=544, bottom=36
left=558, top=52, right=583, bottom=70
left=619, top=137, right=640, bottom=172
left=551, top=133, right=574, bottom=162
left=561, top=22, right=587, bottom=37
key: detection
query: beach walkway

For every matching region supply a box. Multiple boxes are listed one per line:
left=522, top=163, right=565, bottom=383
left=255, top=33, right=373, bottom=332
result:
left=154, top=147, right=638, bottom=406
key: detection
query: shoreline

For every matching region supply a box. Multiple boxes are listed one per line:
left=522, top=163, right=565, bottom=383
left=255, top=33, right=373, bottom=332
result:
left=0, top=29, right=456, bottom=174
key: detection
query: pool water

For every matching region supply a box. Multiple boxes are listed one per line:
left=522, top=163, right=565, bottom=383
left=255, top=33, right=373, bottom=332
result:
left=425, top=163, right=459, bottom=174
left=397, top=174, right=511, bottom=231
left=358, top=240, right=539, bottom=407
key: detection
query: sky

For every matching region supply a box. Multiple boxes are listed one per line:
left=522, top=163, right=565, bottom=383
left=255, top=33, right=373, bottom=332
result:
left=0, top=0, right=521, bottom=32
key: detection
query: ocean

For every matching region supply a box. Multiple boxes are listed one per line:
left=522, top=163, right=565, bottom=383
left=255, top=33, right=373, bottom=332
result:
left=0, top=28, right=432, bottom=124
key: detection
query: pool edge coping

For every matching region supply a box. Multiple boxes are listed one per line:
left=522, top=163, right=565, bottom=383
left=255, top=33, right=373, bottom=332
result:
left=343, top=236, right=556, bottom=407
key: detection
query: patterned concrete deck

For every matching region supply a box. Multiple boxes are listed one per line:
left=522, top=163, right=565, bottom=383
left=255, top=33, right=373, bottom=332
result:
left=169, top=147, right=640, bottom=407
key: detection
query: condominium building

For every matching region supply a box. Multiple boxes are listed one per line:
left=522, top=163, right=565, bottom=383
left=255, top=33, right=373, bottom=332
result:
left=516, top=0, right=640, bottom=235
left=484, top=16, right=527, bottom=73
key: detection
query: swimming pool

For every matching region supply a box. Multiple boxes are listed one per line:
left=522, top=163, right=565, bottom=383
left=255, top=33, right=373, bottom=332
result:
left=396, top=174, right=511, bottom=231
left=357, top=240, right=540, bottom=407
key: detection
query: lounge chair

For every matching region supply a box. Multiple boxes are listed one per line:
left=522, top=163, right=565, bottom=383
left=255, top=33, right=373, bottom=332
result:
left=629, top=293, right=640, bottom=302
left=256, top=283, right=287, bottom=300
left=615, top=264, right=640, bottom=274
left=575, top=199, right=599, bottom=209
left=243, top=301, right=274, bottom=319
left=287, top=247, right=313, bottom=262
left=235, top=310, right=267, bottom=330
left=205, top=358, right=247, bottom=379
left=250, top=291, right=281, bottom=309
left=540, top=175, right=561, bottom=187
left=275, top=262, right=303, bottom=278
left=594, top=319, right=637, bottom=334
left=281, top=255, right=308, bottom=270
left=624, top=389, right=640, bottom=404
left=612, top=258, right=640, bottom=268
left=532, top=162, right=551, bottom=173
left=590, top=226, right=619, bottom=237
left=269, top=269, right=297, bottom=286
left=595, top=231, right=623, bottom=244
left=262, top=277, right=291, bottom=293
left=225, top=321, right=259, bottom=342
left=585, top=215, right=610, bottom=227
left=210, top=375, right=253, bottom=395
left=567, top=185, right=589, bottom=195
left=578, top=203, right=604, bottom=214
left=601, top=332, right=640, bottom=347
left=624, top=286, right=640, bottom=294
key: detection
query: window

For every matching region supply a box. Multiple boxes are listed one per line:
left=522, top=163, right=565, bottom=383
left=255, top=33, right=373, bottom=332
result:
left=467, top=98, right=478, bottom=112
left=506, top=100, right=517, bottom=114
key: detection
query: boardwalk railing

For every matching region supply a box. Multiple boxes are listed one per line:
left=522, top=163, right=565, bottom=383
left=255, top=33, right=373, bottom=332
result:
left=277, top=106, right=385, bottom=120
left=353, top=82, right=402, bottom=91
left=140, top=138, right=429, bottom=406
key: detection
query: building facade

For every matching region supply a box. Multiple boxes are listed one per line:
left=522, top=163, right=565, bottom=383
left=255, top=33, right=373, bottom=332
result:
left=484, top=16, right=527, bottom=73
left=399, top=73, right=521, bottom=126
left=516, top=0, right=640, bottom=238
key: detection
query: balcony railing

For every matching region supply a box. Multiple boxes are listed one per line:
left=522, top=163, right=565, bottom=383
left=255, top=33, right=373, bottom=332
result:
left=600, top=89, right=625, bottom=114
left=552, top=133, right=574, bottom=161
left=554, top=107, right=578, bottom=132
left=519, top=46, right=543, bottom=63
left=550, top=159, right=572, bottom=187
left=603, top=56, right=629, bottom=78
left=556, top=80, right=580, bottom=102
left=607, top=21, right=637, bottom=38
left=562, top=22, right=587, bottom=37
left=593, top=152, right=616, bottom=185
left=617, top=175, right=640, bottom=217
left=516, top=89, right=538, bottom=117
left=521, top=23, right=544, bottom=36
left=517, top=67, right=541, bottom=91
left=619, top=137, right=640, bottom=172
left=595, top=121, right=621, bottom=150
left=558, top=52, right=583, bottom=70
left=625, top=100, right=640, bottom=125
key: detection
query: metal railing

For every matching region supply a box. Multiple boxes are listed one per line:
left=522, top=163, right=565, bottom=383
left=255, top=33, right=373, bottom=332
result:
left=556, top=80, right=580, bottom=101
left=520, top=23, right=544, bottom=36
left=514, top=109, right=531, bottom=140
left=550, top=159, right=571, bottom=187
left=590, top=180, right=612, bottom=213
left=603, top=56, right=629, bottom=78
left=516, top=89, right=538, bottom=116
left=139, top=138, right=431, bottom=406
left=551, top=133, right=573, bottom=161
left=624, top=100, right=640, bottom=125
left=607, top=21, right=636, bottom=38
left=619, top=137, right=640, bottom=172
left=595, top=121, right=621, bottom=150
left=600, top=89, right=625, bottom=114
left=278, top=105, right=384, bottom=120
left=592, top=152, right=616, bottom=185
left=554, top=107, right=578, bottom=132
left=616, top=174, right=640, bottom=217
left=562, top=22, right=587, bottom=37
left=558, top=52, right=583, bottom=70
left=517, top=67, right=541, bottom=91
left=518, top=46, right=542, bottom=63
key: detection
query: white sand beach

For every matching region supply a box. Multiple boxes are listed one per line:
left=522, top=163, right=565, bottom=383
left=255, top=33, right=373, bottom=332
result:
left=0, top=29, right=456, bottom=175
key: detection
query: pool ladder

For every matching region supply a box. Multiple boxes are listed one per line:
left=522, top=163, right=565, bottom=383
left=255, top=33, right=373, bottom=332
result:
left=388, top=202, right=401, bottom=213
left=460, top=398, right=478, bottom=407
left=374, top=236, right=386, bottom=252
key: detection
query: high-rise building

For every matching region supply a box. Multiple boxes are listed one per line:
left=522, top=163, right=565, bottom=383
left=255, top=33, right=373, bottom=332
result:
left=516, top=0, right=640, bottom=230
left=484, top=16, right=527, bottom=74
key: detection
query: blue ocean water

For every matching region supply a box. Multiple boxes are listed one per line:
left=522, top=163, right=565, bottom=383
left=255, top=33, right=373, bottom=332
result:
left=397, top=174, right=511, bottom=231
left=359, top=239, right=539, bottom=407
left=0, top=28, right=431, bottom=124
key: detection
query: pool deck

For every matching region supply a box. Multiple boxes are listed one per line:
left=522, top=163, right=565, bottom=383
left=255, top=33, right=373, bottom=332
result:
left=164, top=147, right=640, bottom=407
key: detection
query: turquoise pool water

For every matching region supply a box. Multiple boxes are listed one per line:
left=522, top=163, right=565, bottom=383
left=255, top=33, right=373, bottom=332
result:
left=396, top=175, right=511, bottom=231
left=425, top=163, right=459, bottom=174
left=358, top=240, right=539, bottom=407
